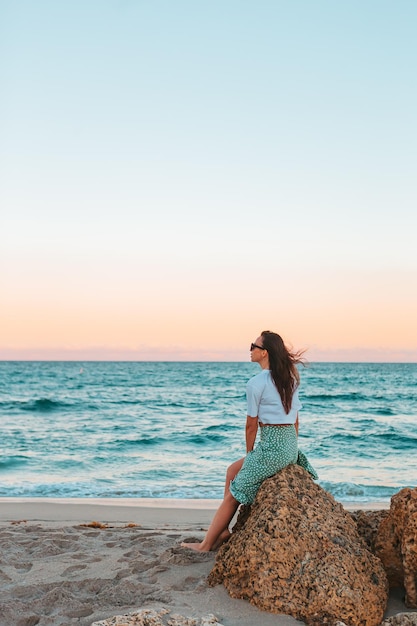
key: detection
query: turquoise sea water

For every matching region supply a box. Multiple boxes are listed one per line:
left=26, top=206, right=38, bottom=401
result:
left=0, top=361, right=416, bottom=503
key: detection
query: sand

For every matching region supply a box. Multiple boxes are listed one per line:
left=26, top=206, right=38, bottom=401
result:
left=0, top=498, right=412, bottom=626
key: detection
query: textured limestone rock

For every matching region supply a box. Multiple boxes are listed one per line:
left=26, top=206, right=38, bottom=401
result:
left=350, top=510, right=389, bottom=553
left=375, top=488, right=417, bottom=608
left=91, top=608, right=223, bottom=626
left=380, top=613, right=417, bottom=626
left=208, top=464, right=388, bottom=626
left=357, top=509, right=404, bottom=588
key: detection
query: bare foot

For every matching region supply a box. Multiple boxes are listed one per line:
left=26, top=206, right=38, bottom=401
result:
left=180, top=541, right=208, bottom=552
left=181, top=528, right=231, bottom=553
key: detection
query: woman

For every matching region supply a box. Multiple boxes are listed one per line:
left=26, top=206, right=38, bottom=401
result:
left=182, top=330, right=317, bottom=552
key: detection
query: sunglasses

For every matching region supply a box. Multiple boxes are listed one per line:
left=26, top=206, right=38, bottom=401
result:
left=250, top=343, right=265, bottom=351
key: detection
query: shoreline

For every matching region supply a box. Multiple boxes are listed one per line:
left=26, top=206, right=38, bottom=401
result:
left=0, top=497, right=222, bottom=527
left=0, top=496, right=390, bottom=526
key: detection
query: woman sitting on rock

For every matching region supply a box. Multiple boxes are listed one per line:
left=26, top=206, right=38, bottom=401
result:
left=182, top=330, right=317, bottom=552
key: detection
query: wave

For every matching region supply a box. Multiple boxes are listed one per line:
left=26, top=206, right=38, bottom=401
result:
left=0, top=479, right=409, bottom=502
left=303, top=392, right=367, bottom=402
left=369, top=432, right=417, bottom=450
left=1, top=398, right=75, bottom=413
left=318, top=430, right=416, bottom=451
left=0, top=483, right=225, bottom=499
left=112, top=435, right=168, bottom=447
left=0, top=455, right=30, bottom=470
left=203, top=424, right=236, bottom=433
left=368, top=407, right=396, bottom=416
left=319, top=480, right=406, bottom=503
left=187, top=432, right=227, bottom=444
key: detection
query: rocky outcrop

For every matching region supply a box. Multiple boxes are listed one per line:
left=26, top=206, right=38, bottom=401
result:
left=351, top=488, right=417, bottom=608
left=208, top=464, right=388, bottom=626
left=374, top=488, right=417, bottom=608
left=353, top=508, right=404, bottom=589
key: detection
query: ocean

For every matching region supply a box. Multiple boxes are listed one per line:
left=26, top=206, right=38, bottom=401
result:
left=0, top=361, right=416, bottom=504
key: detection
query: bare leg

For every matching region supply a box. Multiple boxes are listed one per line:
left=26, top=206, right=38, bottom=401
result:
left=224, top=457, right=244, bottom=497
left=212, top=527, right=232, bottom=550
left=181, top=458, right=244, bottom=552
left=182, top=489, right=239, bottom=551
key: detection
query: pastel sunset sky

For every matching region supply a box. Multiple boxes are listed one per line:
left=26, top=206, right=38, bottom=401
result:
left=1, top=1, right=416, bottom=361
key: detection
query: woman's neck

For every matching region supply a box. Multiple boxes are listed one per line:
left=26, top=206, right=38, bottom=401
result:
left=259, top=357, right=270, bottom=370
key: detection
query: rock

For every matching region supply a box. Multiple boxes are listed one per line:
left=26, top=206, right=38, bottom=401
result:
left=380, top=613, right=417, bottom=625
left=91, top=609, right=224, bottom=626
left=369, top=509, right=404, bottom=589
left=348, top=488, right=417, bottom=609
left=208, top=464, right=388, bottom=626
left=375, top=487, right=417, bottom=608
left=91, top=607, right=169, bottom=625
left=350, top=510, right=389, bottom=552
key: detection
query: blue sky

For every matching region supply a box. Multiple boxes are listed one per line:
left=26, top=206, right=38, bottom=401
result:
left=1, top=1, right=416, bottom=360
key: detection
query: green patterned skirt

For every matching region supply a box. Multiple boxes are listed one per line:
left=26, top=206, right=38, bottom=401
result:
left=229, top=424, right=318, bottom=505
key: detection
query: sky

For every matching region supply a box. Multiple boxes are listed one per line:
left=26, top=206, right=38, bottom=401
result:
left=1, top=0, right=416, bottom=362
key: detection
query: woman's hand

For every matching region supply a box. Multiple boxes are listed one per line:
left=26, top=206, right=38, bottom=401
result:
left=245, top=416, right=259, bottom=453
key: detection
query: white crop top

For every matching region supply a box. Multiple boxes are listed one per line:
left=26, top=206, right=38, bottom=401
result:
left=246, top=369, right=301, bottom=424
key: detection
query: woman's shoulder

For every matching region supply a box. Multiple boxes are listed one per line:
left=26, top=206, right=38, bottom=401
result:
left=247, top=369, right=270, bottom=388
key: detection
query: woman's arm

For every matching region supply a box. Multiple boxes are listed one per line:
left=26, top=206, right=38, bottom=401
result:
left=295, top=413, right=299, bottom=435
left=245, top=416, right=259, bottom=453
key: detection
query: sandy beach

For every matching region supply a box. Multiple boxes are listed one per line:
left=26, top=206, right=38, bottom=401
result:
left=0, top=498, right=413, bottom=626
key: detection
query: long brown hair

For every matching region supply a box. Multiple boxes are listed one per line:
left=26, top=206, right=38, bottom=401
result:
left=260, top=330, right=306, bottom=414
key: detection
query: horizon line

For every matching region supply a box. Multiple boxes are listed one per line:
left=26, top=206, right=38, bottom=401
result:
left=1, top=346, right=417, bottom=364
left=1, top=358, right=416, bottom=365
